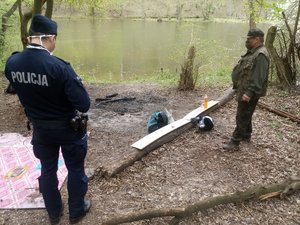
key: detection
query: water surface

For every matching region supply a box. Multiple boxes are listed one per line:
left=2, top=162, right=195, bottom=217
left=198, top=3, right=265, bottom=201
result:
left=54, top=19, right=269, bottom=81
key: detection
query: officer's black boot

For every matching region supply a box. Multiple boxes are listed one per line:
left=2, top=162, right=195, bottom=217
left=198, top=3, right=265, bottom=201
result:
left=69, top=199, right=92, bottom=224
left=49, top=205, right=64, bottom=225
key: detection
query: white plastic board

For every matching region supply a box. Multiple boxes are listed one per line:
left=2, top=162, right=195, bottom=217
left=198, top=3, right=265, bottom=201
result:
left=131, top=100, right=219, bottom=150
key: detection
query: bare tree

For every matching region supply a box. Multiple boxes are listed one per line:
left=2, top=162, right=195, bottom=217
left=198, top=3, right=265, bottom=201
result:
left=265, top=0, right=300, bottom=89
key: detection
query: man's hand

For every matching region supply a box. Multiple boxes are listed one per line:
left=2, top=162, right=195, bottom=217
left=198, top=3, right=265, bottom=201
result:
left=242, top=94, right=250, bottom=102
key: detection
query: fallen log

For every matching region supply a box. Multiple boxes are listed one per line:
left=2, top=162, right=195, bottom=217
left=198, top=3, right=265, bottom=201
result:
left=104, top=88, right=235, bottom=177
left=102, top=176, right=300, bottom=225
left=258, top=101, right=300, bottom=124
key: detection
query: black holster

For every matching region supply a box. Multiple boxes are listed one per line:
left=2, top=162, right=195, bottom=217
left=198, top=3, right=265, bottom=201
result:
left=70, top=112, right=89, bottom=133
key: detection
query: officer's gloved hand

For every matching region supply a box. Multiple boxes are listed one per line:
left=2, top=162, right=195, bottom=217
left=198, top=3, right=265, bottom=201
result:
left=5, top=83, right=17, bottom=94
left=232, top=82, right=237, bottom=90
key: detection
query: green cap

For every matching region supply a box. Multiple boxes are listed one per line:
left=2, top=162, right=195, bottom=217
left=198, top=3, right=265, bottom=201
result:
left=247, top=28, right=264, bottom=37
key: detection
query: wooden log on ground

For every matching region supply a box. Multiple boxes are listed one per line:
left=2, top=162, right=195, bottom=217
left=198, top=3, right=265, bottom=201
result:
left=102, top=176, right=300, bottom=225
left=102, top=88, right=235, bottom=177
left=258, top=101, right=300, bottom=124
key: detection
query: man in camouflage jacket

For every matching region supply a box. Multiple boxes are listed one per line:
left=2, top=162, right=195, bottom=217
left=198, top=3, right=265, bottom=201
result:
left=223, top=28, right=270, bottom=151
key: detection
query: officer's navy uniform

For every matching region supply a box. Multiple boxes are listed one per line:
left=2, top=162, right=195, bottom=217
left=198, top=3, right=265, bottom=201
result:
left=5, top=15, right=90, bottom=222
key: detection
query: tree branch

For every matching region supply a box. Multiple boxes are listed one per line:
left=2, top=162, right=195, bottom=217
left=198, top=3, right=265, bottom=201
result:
left=258, top=101, right=300, bottom=124
left=282, top=12, right=293, bottom=60
left=292, top=0, right=300, bottom=39
left=2, top=0, right=20, bottom=33
left=103, top=177, right=300, bottom=225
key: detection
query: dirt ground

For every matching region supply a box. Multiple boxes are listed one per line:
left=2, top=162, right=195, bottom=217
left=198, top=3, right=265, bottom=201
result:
left=0, top=77, right=300, bottom=225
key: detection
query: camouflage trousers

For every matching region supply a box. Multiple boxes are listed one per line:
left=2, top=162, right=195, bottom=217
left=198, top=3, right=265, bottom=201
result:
left=231, top=98, right=259, bottom=144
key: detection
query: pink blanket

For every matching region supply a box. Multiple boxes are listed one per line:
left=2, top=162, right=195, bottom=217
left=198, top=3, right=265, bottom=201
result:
left=0, top=133, right=67, bottom=209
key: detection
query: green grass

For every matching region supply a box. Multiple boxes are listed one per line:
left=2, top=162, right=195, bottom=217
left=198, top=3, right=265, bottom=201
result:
left=82, top=67, right=233, bottom=89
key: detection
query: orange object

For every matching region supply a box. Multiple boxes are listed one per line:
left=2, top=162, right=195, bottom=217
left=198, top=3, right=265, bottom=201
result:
left=204, top=94, right=208, bottom=109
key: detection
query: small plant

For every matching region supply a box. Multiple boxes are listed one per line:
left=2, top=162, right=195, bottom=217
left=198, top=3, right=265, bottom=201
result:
left=178, top=45, right=197, bottom=90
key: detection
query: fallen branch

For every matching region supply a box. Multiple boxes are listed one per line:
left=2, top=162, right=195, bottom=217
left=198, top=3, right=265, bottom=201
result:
left=103, top=176, right=300, bottom=225
left=258, top=101, right=300, bottom=124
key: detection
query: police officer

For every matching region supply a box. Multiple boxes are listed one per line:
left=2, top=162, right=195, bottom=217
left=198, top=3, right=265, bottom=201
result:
left=5, top=15, right=91, bottom=224
left=223, top=28, right=270, bottom=151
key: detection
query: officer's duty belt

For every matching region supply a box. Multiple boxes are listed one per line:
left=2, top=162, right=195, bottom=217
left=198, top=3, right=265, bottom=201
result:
left=30, top=118, right=70, bottom=128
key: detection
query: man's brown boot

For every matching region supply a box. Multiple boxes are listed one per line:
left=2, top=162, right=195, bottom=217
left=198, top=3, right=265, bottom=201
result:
left=223, top=141, right=239, bottom=151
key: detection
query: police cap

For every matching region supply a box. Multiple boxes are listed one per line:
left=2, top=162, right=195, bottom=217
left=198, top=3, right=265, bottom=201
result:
left=247, top=28, right=264, bottom=38
left=29, top=14, right=57, bottom=35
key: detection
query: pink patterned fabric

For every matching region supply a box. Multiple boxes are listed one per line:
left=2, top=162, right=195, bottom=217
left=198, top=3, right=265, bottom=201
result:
left=0, top=133, right=67, bottom=209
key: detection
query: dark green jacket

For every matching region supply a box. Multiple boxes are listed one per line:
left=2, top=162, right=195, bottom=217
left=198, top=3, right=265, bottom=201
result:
left=231, top=45, right=270, bottom=101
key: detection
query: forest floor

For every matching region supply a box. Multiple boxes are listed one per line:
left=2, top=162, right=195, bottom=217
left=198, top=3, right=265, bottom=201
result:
left=0, top=77, right=300, bottom=225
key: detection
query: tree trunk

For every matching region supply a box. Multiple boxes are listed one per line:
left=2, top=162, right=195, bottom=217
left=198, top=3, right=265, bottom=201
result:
left=265, top=26, right=291, bottom=89
left=282, top=12, right=296, bottom=86
left=20, top=11, right=32, bottom=49
left=45, top=0, right=54, bottom=18
left=90, top=7, right=96, bottom=17
left=33, top=0, right=43, bottom=15
left=248, top=0, right=256, bottom=29
left=19, top=0, right=51, bottom=49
